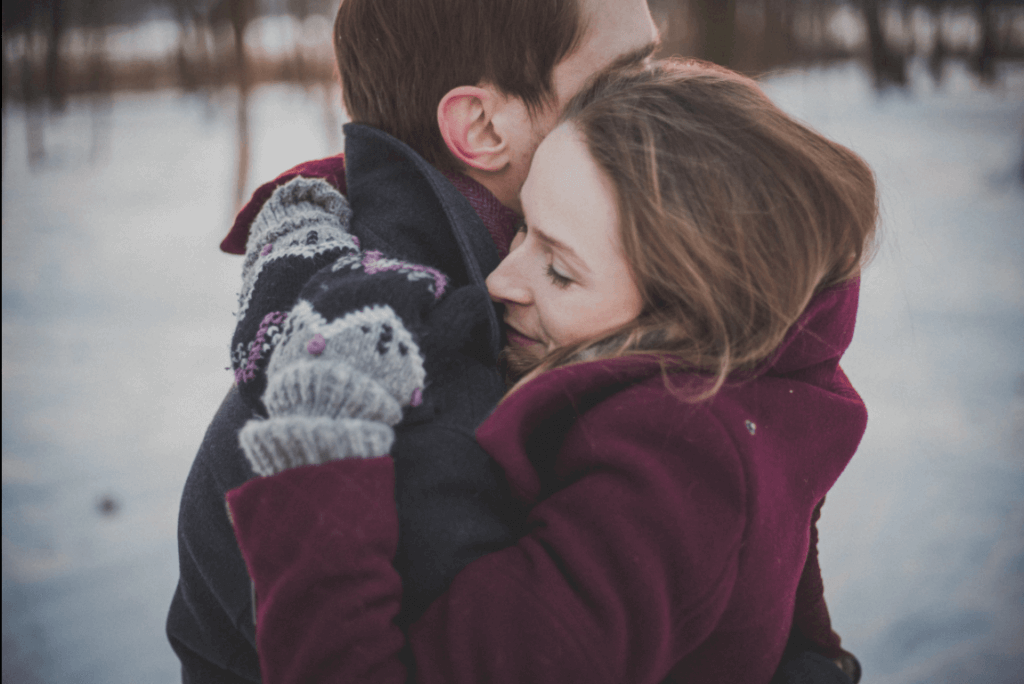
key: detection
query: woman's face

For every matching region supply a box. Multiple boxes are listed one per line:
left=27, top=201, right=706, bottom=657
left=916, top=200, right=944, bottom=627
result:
left=486, top=124, right=643, bottom=356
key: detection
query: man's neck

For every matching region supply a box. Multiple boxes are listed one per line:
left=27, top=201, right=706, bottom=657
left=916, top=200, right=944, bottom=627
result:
left=442, top=171, right=520, bottom=259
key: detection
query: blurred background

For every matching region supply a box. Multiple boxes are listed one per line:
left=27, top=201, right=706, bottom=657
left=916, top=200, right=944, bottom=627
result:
left=2, top=1, right=1022, bottom=682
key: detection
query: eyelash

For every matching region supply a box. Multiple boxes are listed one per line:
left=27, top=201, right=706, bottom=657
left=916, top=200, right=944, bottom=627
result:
left=517, top=220, right=572, bottom=288
left=546, top=264, right=572, bottom=288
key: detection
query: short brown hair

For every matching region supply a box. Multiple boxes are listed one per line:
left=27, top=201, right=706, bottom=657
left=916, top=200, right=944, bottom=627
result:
left=334, top=0, right=584, bottom=170
left=528, top=60, right=878, bottom=397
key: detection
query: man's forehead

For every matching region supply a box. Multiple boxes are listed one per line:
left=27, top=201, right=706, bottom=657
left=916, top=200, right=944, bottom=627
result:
left=582, top=0, right=658, bottom=44
left=553, top=0, right=658, bottom=101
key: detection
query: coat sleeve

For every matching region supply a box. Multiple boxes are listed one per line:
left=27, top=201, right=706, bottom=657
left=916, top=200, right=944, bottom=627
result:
left=168, top=152, right=347, bottom=680
left=227, top=401, right=749, bottom=684
left=167, top=387, right=261, bottom=684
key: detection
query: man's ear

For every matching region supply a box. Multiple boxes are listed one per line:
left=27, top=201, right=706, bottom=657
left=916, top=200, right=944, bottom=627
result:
left=437, top=85, right=511, bottom=172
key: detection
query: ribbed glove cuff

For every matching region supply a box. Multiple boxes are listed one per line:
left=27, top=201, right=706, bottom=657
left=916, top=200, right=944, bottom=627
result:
left=263, top=360, right=403, bottom=425
left=239, top=416, right=394, bottom=476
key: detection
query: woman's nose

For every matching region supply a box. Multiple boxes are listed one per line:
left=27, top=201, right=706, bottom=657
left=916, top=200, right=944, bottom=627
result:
left=486, top=251, right=530, bottom=306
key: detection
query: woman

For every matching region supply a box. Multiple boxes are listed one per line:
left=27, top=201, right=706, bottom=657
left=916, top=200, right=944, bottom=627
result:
left=227, top=60, right=877, bottom=683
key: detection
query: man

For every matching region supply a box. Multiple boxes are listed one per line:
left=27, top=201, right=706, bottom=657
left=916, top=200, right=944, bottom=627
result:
left=168, top=1, right=659, bottom=681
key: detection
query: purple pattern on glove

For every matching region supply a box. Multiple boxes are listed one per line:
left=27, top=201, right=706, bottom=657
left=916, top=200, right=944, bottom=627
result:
left=236, top=311, right=288, bottom=384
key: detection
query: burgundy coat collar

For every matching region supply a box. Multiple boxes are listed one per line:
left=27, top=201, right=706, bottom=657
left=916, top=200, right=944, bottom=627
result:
left=766, top=279, right=860, bottom=377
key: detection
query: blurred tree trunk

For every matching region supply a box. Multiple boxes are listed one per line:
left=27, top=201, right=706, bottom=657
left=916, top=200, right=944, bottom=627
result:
left=80, top=0, right=110, bottom=94
left=693, top=0, right=738, bottom=66
left=227, top=0, right=254, bottom=90
left=43, top=0, right=67, bottom=111
left=322, top=81, right=341, bottom=152
left=2, top=27, right=9, bottom=110
left=861, top=0, right=906, bottom=87
left=2, top=30, right=8, bottom=169
left=927, top=0, right=947, bottom=84
left=225, top=0, right=255, bottom=206
left=172, top=0, right=205, bottom=91
left=5, top=0, right=49, bottom=165
left=974, top=0, right=996, bottom=82
left=762, top=0, right=793, bottom=66
left=4, top=0, right=69, bottom=112
left=289, top=0, right=311, bottom=84
left=900, top=2, right=915, bottom=59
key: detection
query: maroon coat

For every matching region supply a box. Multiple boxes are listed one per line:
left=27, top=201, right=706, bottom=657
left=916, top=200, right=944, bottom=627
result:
left=227, top=279, right=866, bottom=684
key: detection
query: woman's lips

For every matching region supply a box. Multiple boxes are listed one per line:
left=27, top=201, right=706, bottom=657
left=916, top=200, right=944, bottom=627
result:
left=505, top=325, right=541, bottom=348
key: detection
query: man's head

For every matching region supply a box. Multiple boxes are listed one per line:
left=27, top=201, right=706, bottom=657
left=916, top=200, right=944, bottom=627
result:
left=334, top=0, right=658, bottom=213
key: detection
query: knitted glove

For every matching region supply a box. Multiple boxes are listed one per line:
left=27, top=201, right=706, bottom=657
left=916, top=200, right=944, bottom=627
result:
left=230, top=175, right=452, bottom=476
left=231, top=177, right=359, bottom=403
left=239, top=301, right=426, bottom=476
left=237, top=176, right=356, bottom=321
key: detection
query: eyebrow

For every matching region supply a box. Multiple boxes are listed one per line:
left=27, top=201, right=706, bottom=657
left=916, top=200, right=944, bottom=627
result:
left=608, top=39, right=661, bottom=71
left=532, top=225, right=591, bottom=276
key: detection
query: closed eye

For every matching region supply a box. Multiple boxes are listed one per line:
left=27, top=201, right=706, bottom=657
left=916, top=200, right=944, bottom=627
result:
left=546, top=263, right=573, bottom=288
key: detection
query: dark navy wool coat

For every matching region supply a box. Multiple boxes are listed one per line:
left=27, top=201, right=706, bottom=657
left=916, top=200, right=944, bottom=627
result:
left=167, top=124, right=520, bottom=682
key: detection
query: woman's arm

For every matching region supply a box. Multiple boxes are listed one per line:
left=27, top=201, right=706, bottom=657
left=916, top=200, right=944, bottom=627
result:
left=228, top=392, right=748, bottom=684
left=228, top=458, right=405, bottom=684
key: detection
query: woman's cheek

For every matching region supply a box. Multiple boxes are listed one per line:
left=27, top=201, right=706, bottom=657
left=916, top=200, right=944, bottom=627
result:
left=540, top=296, right=579, bottom=350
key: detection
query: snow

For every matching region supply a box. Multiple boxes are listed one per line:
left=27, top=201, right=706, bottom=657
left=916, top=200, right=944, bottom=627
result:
left=2, top=83, right=342, bottom=684
left=3, top=60, right=1022, bottom=683
left=761, top=59, right=1024, bottom=684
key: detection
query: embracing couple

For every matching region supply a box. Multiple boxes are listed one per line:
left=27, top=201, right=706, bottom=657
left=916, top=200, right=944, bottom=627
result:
left=167, top=1, right=876, bottom=682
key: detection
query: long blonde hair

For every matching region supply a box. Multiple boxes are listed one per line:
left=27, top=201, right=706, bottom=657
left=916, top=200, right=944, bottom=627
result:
left=510, top=60, right=878, bottom=398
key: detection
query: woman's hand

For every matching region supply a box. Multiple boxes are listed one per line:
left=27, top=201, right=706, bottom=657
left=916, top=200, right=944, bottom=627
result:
left=240, top=302, right=426, bottom=476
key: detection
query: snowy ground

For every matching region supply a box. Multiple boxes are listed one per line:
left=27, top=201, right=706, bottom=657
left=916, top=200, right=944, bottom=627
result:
left=762, top=60, right=1024, bottom=684
left=3, top=60, right=1022, bottom=684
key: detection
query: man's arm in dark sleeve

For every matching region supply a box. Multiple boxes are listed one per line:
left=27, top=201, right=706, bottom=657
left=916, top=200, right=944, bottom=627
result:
left=167, top=386, right=262, bottom=684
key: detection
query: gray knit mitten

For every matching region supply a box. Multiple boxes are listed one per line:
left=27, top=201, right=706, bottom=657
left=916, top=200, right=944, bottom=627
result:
left=236, top=176, right=356, bottom=323
left=239, top=301, right=426, bottom=476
